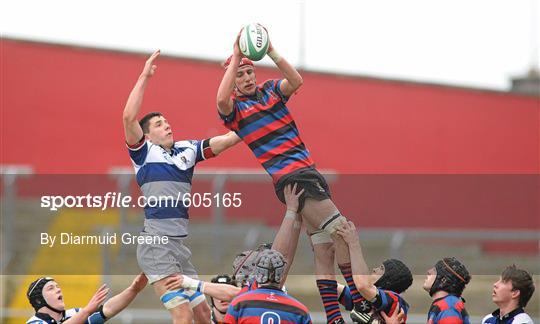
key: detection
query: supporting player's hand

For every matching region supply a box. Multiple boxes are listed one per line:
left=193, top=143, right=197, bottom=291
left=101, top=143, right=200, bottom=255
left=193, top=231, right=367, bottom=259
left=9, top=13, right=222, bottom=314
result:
left=163, top=274, right=184, bottom=291
left=140, top=49, right=160, bottom=78
left=284, top=183, right=304, bottom=213
left=83, top=284, right=109, bottom=314
left=379, top=304, right=405, bottom=324
left=129, top=273, right=148, bottom=293
left=335, top=221, right=359, bottom=245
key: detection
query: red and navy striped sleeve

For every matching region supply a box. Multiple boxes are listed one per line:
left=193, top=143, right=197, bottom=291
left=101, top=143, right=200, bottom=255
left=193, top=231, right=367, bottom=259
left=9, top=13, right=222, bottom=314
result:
left=126, top=136, right=148, bottom=166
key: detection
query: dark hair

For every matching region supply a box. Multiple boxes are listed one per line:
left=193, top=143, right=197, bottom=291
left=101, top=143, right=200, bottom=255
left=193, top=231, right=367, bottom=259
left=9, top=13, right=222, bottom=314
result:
left=501, top=264, right=535, bottom=308
left=139, top=112, right=162, bottom=134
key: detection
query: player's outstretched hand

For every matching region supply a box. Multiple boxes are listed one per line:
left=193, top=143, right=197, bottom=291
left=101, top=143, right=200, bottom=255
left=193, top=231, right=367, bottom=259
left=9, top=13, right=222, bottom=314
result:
left=284, top=183, right=304, bottom=213
left=260, top=24, right=274, bottom=53
left=379, top=303, right=405, bottom=324
left=129, top=273, right=148, bottom=293
left=83, top=284, right=109, bottom=314
left=233, top=29, right=244, bottom=59
left=141, top=49, right=160, bottom=78
left=335, top=221, right=359, bottom=245
left=163, top=274, right=184, bottom=291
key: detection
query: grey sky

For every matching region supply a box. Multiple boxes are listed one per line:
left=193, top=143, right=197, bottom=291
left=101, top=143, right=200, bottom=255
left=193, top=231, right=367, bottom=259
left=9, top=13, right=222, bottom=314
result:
left=2, top=0, right=538, bottom=90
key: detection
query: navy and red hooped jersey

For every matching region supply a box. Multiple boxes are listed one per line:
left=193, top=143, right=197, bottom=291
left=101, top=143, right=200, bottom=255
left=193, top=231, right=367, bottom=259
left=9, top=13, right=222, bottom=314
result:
left=340, top=287, right=410, bottom=322
left=372, top=288, right=410, bottom=321
left=224, top=286, right=312, bottom=324
left=237, top=281, right=259, bottom=295
left=427, top=295, right=470, bottom=324
left=219, top=79, right=315, bottom=182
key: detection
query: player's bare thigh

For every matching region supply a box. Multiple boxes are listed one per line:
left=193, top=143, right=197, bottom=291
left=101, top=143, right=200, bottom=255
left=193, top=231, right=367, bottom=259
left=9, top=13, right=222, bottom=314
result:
left=301, top=197, right=340, bottom=227
left=305, top=219, right=336, bottom=279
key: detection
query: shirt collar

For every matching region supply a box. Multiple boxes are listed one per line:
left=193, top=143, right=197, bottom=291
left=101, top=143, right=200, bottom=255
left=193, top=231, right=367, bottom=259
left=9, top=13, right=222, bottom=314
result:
left=492, top=307, right=525, bottom=320
left=35, top=311, right=66, bottom=323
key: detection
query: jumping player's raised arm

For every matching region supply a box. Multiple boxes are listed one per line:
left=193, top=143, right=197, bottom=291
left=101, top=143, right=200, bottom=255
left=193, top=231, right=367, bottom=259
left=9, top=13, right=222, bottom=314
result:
left=122, top=50, right=160, bottom=146
left=265, top=33, right=303, bottom=98
left=216, top=33, right=242, bottom=116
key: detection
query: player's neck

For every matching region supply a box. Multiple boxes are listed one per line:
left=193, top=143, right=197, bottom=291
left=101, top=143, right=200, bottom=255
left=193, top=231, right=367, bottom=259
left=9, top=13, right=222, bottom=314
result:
left=38, top=306, right=63, bottom=321
left=497, top=300, right=520, bottom=318
left=431, top=290, right=449, bottom=300
left=212, top=308, right=225, bottom=321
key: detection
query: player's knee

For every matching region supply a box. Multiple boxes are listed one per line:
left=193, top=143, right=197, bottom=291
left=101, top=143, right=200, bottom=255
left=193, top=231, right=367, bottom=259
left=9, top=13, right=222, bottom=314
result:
left=318, top=212, right=348, bottom=235
left=310, top=230, right=333, bottom=246
left=190, top=291, right=211, bottom=323
left=192, top=300, right=211, bottom=324
left=168, top=302, right=193, bottom=324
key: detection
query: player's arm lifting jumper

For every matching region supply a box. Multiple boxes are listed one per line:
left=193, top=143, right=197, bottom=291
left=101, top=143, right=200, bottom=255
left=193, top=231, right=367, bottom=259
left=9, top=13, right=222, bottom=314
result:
left=336, top=221, right=377, bottom=300
left=122, top=50, right=159, bottom=146
left=163, top=184, right=305, bottom=300
left=271, top=183, right=304, bottom=286
left=264, top=32, right=303, bottom=98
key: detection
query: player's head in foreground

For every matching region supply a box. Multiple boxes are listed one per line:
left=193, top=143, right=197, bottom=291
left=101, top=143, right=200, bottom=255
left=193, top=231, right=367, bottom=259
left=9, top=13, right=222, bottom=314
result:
left=492, top=264, right=535, bottom=309
left=27, top=277, right=65, bottom=313
left=210, top=274, right=237, bottom=316
left=423, top=257, right=471, bottom=297
left=223, top=55, right=256, bottom=96
left=253, top=249, right=286, bottom=288
left=371, top=259, right=414, bottom=294
left=232, top=243, right=272, bottom=287
left=138, top=111, right=174, bottom=149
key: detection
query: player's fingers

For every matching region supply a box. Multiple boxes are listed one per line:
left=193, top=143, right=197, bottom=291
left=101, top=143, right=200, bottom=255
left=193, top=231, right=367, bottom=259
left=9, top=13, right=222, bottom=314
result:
left=292, top=182, right=297, bottom=193
left=297, top=188, right=305, bottom=196
left=284, top=184, right=291, bottom=195
left=150, top=49, right=160, bottom=59
left=95, top=284, right=108, bottom=293
left=380, top=312, right=390, bottom=321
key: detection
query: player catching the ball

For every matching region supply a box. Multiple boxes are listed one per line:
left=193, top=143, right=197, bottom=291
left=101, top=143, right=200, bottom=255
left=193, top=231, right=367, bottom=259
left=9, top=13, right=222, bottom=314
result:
left=216, top=25, right=355, bottom=323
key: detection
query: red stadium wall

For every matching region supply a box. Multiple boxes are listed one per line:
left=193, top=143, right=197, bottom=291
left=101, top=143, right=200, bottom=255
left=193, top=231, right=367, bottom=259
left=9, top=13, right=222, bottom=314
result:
left=2, top=39, right=539, bottom=230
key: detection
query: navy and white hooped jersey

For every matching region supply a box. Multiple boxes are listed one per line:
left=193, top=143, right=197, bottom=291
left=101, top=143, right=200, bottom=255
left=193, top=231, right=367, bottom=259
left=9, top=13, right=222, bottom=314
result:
left=26, top=308, right=107, bottom=323
left=127, top=137, right=214, bottom=236
left=482, top=308, right=534, bottom=324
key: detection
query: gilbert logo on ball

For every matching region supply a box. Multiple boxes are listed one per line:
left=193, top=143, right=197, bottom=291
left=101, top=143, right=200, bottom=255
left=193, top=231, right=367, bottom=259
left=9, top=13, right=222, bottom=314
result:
left=239, top=23, right=269, bottom=61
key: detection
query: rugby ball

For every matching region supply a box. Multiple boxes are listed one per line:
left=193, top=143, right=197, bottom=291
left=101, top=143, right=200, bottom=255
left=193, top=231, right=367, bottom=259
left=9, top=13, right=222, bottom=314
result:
left=239, top=23, right=269, bottom=61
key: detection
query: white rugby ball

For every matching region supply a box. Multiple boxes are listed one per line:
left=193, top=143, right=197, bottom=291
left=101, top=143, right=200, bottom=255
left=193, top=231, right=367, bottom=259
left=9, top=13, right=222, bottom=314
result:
left=239, top=23, right=269, bottom=61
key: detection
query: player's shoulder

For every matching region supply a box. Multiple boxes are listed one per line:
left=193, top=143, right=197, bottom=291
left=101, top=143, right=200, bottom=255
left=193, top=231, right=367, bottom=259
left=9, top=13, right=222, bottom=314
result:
left=513, top=312, right=534, bottom=323
left=432, top=295, right=457, bottom=311
left=281, top=293, right=309, bottom=313
left=65, top=307, right=81, bottom=317
left=26, top=316, right=48, bottom=324
left=174, top=140, right=198, bottom=148
left=481, top=313, right=495, bottom=323
left=260, top=79, right=279, bottom=91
